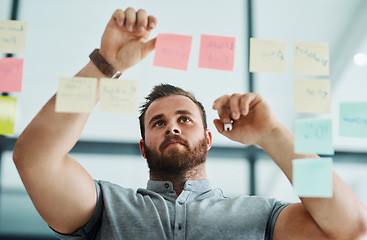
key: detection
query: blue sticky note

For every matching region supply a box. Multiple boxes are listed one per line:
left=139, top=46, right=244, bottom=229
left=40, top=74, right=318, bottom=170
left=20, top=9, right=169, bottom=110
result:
left=295, top=118, right=334, bottom=155
left=293, top=158, right=333, bottom=198
left=340, top=102, right=367, bottom=138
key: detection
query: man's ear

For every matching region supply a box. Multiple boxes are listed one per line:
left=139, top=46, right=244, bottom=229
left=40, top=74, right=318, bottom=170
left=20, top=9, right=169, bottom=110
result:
left=139, top=139, right=147, bottom=159
left=206, top=129, right=213, bottom=151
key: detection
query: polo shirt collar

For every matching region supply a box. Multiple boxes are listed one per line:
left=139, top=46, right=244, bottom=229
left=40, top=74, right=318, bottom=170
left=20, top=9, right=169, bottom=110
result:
left=147, top=180, right=212, bottom=193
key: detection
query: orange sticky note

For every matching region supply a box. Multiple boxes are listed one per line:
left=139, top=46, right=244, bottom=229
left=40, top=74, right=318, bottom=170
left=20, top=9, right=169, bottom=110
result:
left=153, top=33, right=192, bottom=70
left=198, top=34, right=236, bottom=71
left=0, top=57, right=24, bottom=92
left=0, top=96, right=17, bottom=135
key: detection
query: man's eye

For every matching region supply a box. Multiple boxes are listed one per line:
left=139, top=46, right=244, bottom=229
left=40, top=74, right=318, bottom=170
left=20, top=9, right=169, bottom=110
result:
left=154, top=121, right=165, bottom=127
left=180, top=117, right=191, bottom=123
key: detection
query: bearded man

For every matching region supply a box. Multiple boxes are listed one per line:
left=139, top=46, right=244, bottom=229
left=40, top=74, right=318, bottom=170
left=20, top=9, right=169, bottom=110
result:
left=13, top=7, right=367, bottom=240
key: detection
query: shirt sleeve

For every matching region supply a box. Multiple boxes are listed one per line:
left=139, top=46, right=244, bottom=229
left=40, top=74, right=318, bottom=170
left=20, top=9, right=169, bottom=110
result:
left=265, top=200, right=291, bottom=240
left=50, top=180, right=104, bottom=240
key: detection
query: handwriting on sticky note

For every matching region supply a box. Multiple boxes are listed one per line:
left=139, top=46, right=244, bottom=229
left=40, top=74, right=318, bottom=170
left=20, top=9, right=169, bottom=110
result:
left=55, top=77, right=97, bottom=113
left=198, top=34, right=236, bottom=71
left=249, top=38, right=286, bottom=73
left=294, top=78, right=330, bottom=113
left=99, top=79, right=138, bottom=114
left=293, top=158, right=333, bottom=198
left=0, top=57, right=24, bottom=92
left=293, top=41, right=329, bottom=76
left=340, top=102, right=367, bottom=138
left=0, top=96, right=17, bottom=135
left=0, top=20, right=28, bottom=53
left=295, top=118, right=334, bottom=155
left=153, top=33, right=193, bottom=70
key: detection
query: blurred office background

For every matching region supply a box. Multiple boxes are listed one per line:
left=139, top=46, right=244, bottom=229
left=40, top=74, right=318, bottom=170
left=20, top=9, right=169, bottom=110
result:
left=1, top=0, right=367, bottom=239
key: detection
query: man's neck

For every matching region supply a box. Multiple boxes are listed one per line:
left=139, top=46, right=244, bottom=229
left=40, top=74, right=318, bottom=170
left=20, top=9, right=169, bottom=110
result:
left=149, top=163, right=207, bottom=195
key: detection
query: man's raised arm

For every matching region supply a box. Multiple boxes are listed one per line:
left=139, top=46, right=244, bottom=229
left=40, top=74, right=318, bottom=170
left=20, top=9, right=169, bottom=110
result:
left=213, top=93, right=367, bottom=239
left=13, top=8, right=157, bottom=234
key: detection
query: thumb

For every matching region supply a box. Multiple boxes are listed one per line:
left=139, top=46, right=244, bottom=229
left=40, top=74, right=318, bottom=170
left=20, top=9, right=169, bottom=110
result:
left=213, top=119, right=225, bottom=134
left=141, top=37, right=156, bottom=58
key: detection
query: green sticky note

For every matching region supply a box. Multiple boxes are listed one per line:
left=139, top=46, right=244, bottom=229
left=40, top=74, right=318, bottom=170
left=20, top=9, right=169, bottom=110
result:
left=295, top=118, right=334, bottom=155
left=293, top=158, right=333, bottom=198
left=0, top=96, right=17, bottom=135
left=340, top=102, right=367, bottom=138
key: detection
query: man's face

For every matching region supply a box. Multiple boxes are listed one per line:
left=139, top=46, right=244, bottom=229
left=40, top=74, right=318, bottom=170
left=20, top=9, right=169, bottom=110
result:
left=139, top=95, right=212, bottom=173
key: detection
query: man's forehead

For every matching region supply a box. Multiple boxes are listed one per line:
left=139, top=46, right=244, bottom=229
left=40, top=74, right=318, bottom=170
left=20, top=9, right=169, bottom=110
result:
left=145, top=95, right=200, bottom=120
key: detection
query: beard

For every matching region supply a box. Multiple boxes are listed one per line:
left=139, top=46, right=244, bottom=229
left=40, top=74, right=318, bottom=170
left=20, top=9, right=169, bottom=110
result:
left=144, top=133, right=209, bottom=176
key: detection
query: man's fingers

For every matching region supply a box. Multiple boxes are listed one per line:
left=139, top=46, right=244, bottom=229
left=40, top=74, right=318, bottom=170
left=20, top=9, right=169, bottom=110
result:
left=147, top=15, right=158, bottom=30
left=213, top=95, right=231, bottom=123
left=212, top=94, right=229, bottom=111
left=136, top=9, right=148, bottom=32
left=213, top=119, right=224, bottom=134
left=112, top=9, right=125, bottom=27
left=111, top=8, right=157, bottom=34
left=213, top=93, right=261, bottom=123
left=239, top=93, right=259, bottom=116
left=124, top=7, right=136, bottom=32
left=229, top=93, right=242, bottom=120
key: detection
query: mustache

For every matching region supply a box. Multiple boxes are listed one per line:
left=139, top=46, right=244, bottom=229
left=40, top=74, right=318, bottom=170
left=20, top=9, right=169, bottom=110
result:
left=159, top=135, right=189, bottom=152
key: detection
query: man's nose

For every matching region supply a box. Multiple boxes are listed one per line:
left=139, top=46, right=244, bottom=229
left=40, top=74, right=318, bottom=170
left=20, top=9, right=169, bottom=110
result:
left=165, top=123, right=181, bottom=135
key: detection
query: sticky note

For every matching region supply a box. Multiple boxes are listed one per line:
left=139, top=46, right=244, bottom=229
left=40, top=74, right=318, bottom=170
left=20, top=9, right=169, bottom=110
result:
left=249, top=38, right=286, bottom=73
left=293, top=158, right=333, bottom=198
left=293, top=41, right=329, bottom=76
left=0, top=57, right=24, bottom=92
left=153, top=33, right=192, bottom=70
left=340, top=102, right=367, bottom=138
left=0, top=96, right=17, bottom=135
left=294, top=78, right=330, bottom=113
left=100, top=78, right=138, bottom=114
left=295, top=118, right=334, bottom=155
left=55, top=77, right=97, bottom=113
left=198, top=34, right=236, bottom=71
left=0, top=20, right=28, bottom=53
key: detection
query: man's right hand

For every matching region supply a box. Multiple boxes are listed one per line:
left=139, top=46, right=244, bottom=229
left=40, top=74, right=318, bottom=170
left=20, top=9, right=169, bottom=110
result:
left=13, top=7, right=158, bottom=235
left=100, top=8, right=158, bottom=73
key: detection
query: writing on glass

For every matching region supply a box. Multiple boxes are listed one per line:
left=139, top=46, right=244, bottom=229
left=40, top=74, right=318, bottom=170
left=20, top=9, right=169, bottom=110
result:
left=100, top=79, right=138, bottom=114
left=198, top=34, right=236, bottom=71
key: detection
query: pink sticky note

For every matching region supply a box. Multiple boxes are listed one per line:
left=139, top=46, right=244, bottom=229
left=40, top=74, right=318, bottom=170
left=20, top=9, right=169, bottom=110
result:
left=153, top=33, right=193, bottom=70
left=0, top=57, right=24, bottom=92
left=198, top=34, right=236, bottom=71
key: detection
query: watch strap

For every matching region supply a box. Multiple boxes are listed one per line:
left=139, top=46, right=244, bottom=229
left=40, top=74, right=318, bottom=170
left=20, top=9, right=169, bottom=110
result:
left=89, top=49, right=122, bottom=79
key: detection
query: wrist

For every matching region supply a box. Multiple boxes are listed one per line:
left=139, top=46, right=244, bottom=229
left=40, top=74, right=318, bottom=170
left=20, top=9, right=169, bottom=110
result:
left=76, top=60, right=109, bottom=79
left=258, top=124, right=291, bottom=150
left=89, top=49, right=122, bottom=79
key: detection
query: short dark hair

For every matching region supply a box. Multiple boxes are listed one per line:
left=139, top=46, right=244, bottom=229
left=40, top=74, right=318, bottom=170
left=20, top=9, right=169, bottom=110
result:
left=139, top=84, right=207, bottom=140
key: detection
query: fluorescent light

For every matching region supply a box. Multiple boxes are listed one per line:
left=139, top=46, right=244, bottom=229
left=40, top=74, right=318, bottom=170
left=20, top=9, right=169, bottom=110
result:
left=353, top=53, right=367, bottom=66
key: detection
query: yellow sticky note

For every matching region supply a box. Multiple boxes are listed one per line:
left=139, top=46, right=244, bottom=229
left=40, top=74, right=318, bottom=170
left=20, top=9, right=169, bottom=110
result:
left=0, top=96, right=17, bottom=135
left=293, top=41, right=329, bottom=76
left=100, top=79, right=138, bottom=114
left=294, top=78, right=330, bottom=113
left=249, top=38, right=286, bottom=73
left=0, top=20, right=28, bottom=53
left=55, top=77, right=97, bottom=113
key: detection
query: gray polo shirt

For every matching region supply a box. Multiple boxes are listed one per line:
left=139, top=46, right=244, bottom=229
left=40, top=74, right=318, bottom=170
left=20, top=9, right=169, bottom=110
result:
left=53, top=180, right=289, bottom=239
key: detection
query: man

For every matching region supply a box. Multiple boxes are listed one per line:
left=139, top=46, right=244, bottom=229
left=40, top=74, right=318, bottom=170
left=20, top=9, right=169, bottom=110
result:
left=13, top=7, right=367, bottom=240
